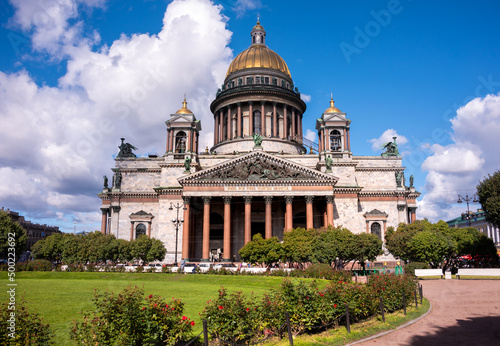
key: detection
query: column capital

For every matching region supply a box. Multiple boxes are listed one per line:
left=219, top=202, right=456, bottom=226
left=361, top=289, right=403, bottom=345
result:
left=202, top=196, right=212, bottom=205
left=264, top=196, right=273, bottom=204
left=326, top=195, right=335, bottom=204
left=305, top=196, right=314, bottom=204
left=397, top=204, right=406, bottom=211
left=408, top=206, right=417, bottom=212
left=100, top=207, right=110, bottom=214
left=111, top=206, right=121, bottom=213
left=284, top=196, right=294, bottom=204
left=243, top=196, right=253, bottom=204
left=223, top=196, right=232, bottom=204
left=182, top=196, right=191, bottom=205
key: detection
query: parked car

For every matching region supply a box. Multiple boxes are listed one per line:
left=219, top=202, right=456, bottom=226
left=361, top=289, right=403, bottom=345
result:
left=183, top=263, right=196, bottom=274
left=214, top=263, right=238, bottom=272
left=197, top=263, right=213, bottom=273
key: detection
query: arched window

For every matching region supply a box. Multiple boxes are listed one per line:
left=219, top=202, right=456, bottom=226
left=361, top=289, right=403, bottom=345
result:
left=330, top=130, right=341, bottom=151
left=175, top=131, right=187, bottom=153
left=253, top=110, right=261, bottom=135
left=136, top=223, right=147, bottom=238
left=371, top=222, right=382, bottom=240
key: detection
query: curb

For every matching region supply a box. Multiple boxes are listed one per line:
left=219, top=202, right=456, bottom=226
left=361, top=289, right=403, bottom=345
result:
left=344, top=300, right=433, bottom=345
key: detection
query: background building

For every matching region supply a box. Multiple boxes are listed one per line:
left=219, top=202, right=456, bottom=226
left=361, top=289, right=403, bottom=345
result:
left=2, top=207, right=61, bottom=260
left=99, top=22, right=420, bottom=263
left=446, top=209, right=500, bottom=248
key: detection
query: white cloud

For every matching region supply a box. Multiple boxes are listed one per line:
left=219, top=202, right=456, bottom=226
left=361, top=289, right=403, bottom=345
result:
left=0, top=0, right=233, bottom=230
left=369, top=128, right=408, bottom=152
left=417, top=93, right=500, bottom=221
left=232, top=0, right=262, bottom=18
left=304, top=129, right=316, bottom=142
left=301, top=93, right=311, bottom=102
left=8, top=0, right=104, bottom=56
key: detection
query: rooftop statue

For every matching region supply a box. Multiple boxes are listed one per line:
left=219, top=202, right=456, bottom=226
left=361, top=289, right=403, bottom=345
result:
left=325, top=155, right=333, bottom=172
left=252, top=133, right=263, bottom=147
left=381, top=136, right=399, bottom=157
left=117, top=138, right=137, bottom=158
left=184, top=156, right=192, bottom=173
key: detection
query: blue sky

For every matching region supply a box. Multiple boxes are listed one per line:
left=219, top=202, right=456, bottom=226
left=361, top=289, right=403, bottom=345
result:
left=1, top=0, right=499, bottom=233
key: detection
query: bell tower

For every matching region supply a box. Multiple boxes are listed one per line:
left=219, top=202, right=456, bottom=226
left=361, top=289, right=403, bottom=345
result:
left=165, top=98, right=201, bottom=161
left=316, top=96, right=351, bottom=162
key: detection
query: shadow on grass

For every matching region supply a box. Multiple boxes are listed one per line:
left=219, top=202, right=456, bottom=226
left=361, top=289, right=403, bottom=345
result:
left=408, top=315, right=500, bottom=346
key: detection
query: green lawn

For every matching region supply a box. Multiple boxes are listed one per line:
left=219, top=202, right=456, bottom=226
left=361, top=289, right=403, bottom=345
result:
left=1, top=272, right=298, bottom=345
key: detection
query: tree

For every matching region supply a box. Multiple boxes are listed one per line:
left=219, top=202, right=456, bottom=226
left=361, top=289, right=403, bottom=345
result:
left=31, top=232, right=64, bottom=263
left=351, top=233, right=383, bottom=265
left=407, top=230, right=454, bottom=268
left=282, top=228, right=318, bottom=266
left=0, top=210, right=27, bottom=261
left=129, top=235, right=166, bottom=263
left=239, top=234, right=283, bottom=268
left=477, top=170, right=500, bottom=229
left=385, top=221, right=427, bottom=262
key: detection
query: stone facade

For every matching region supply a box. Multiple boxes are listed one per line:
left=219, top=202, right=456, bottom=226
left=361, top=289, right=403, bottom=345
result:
left=98, top=22, right=420, bottom=263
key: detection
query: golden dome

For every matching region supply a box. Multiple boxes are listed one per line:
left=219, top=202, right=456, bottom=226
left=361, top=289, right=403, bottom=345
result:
left=252, top=21, right=265, bottom=32
left=175, top=98, right=193, bottom=114
left=226, top=45, right=291, bottom=78
left=324, top=96, right=342, bottom=113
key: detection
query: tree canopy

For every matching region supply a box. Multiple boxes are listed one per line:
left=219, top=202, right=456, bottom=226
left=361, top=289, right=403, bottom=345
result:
left=386, top=220, right=498, bottom=268
left=32, top=232, right=166, bottom=264
left=477, top=170, right=500, bottom=229
left=239, top=226, right=383, bottom=268
left=239, top=234, right=284, bottom=268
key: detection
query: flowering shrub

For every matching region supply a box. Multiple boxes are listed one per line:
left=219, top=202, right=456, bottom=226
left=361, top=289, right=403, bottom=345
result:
left=201, top=287, right=258, bottom=345
left=70, top=285, right=193, bottom=345
left=0, top=296, right=54, bottom=345
left=201, top=274, right=418, bottom=343
left=369, top=274, right=418, bottom=312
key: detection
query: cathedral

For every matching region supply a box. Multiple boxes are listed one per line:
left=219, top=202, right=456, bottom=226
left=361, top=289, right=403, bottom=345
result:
left=98, top=22, right=419, bottom=263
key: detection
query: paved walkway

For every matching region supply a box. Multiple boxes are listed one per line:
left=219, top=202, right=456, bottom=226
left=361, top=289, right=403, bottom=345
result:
left=357, top=280, right=500, bottom=346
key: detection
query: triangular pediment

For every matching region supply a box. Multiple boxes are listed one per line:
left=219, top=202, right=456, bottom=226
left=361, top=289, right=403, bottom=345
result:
left=168, top=114, right=195, bottom=123
left=179, top=151, right=338, bottom=186
left=323, top=113, right=348, bottom=122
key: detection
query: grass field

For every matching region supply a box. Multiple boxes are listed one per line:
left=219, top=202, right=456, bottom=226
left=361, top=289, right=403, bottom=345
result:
left=1, top=272, right=320, bottom=345
left=1, top=272, right=431, bottom=345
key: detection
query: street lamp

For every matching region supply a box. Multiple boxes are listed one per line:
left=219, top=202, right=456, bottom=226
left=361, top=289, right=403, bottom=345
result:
left=169, top=202, right=186, bottom=266
left=457, top=194, right=479, bottom=227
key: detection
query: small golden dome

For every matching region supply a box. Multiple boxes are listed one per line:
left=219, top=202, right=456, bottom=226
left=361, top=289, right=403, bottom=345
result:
left=252, top=21, right=265, bottom=32
left=175, top=98, right=193, bottom=114
left=324, top=96, right=341, bottom=113
left=226, top=45, right=291, bottom=78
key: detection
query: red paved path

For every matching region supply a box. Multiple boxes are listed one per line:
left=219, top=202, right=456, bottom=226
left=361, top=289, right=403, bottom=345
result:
left=356, top=280, right=500, bottom=346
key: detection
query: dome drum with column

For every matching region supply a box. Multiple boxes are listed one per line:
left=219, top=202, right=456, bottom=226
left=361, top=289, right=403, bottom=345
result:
left=210, top=21, right=306, bottom=155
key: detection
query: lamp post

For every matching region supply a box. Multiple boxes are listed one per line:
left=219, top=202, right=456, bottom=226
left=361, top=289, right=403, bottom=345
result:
left=169, top=202, right=186, bottom=266
left=457, top=194, right=478, bottom=227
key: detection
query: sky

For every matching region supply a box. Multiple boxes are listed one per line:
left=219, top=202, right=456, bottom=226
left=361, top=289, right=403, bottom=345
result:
left=1, top=0, right=499, bottom=233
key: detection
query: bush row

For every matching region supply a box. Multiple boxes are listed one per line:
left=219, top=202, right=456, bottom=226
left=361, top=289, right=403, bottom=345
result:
left=201, top=274, right=418, bottom=345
